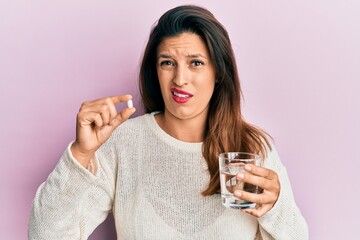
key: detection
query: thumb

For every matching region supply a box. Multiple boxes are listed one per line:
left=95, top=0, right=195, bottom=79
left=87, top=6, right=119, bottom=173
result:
left=110, top=107, right=136, bottom=129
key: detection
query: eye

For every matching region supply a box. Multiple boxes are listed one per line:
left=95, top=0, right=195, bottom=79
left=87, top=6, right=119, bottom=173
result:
left=191, top=60, right=204, bottom=67
left=159, top=60, right=175, bottom=67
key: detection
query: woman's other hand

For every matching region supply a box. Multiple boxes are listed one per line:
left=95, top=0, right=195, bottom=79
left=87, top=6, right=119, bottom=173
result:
left=71, top=95, right=136, bottom=168
left=234, top=164, right=280, bottom=218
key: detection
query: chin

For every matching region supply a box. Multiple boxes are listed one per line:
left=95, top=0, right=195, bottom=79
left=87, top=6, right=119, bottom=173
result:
left=170, top=111, right=193, bottom=120
left=167, top=107, right=208, bottom=121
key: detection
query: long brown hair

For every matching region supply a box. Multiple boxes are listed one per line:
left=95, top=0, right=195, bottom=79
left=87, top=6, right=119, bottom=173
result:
left=139, top=5, right=271, bottom=196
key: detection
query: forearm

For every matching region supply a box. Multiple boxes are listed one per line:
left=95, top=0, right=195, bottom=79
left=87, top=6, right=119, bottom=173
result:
left=256, top=145, right=308, bottom=240
left=29, top=144, right=113, bottom=239
left=258, top=168, right=308, bottom=240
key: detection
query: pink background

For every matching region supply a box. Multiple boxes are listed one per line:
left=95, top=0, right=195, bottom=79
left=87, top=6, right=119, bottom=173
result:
left=1, top=1, right=359, bottom=239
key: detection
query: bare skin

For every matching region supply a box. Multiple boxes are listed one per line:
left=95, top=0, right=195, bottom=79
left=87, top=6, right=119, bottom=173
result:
left=235, top=164, right=280, bottom=218
left=70, top=32, right=280, bottom=218
left=155, top=33, right=280, bottom=218
left=71, top=95, right=136, bottom=168
left=155, top=32, right=216, bottom=142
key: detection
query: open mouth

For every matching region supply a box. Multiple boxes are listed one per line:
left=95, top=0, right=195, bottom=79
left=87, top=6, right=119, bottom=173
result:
left=170, top=87, right=193, bottom=103
left=170, top=88, right=193, bottom=97
left=172, top=91, right=190, bottom=98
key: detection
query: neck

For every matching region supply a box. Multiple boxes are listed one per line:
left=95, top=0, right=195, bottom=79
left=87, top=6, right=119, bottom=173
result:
left=155, top=111, right=207, bottom=143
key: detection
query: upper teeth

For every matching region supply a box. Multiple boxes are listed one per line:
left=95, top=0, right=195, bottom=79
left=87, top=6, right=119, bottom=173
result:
left=173, top=92, right=189, bottom=98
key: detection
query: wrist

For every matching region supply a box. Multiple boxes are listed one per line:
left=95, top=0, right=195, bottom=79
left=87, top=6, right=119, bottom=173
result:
left=70, top=142, right=94, bottom=168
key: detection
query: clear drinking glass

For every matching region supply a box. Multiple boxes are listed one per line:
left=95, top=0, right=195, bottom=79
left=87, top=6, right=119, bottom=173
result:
left=219, top=152, right=263, bottom=209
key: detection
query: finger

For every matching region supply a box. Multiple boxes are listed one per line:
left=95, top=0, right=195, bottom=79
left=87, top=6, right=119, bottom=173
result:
left=80, top=95, right=132, bottom=109
left=236, top=171, right=274, bottom=191
left=234, top=190, right=274, bottom=205
left=86, top=97, right=121, bottom=126
left=100, top=110, right=110, bottom=126
left=110, top=95, right=132, bottom=104
left=98, top=104, right=111, bottom=126
left=242, top=204, right=272, bottom=218
left=79, top=104, right=111, bottom=125
left=93, top=113, right=103, bottom=128
left=105, top=97, right=118, bottom=123
left=110, top=107, right=136, bottom=129
left=244, top=164, right=277, bottom=180
left=79, top=102, right=105, bottom=112
left=78, top=111, right=103, bottom=128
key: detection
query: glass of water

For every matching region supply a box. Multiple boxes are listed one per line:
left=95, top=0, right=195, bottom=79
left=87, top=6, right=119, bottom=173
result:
left=219, top=152, right=263, bottom=209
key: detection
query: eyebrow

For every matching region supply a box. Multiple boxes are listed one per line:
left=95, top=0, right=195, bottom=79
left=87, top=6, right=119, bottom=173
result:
left=158, top=54, right=172, bottom=59
left=186, top=53, right=208, bottom=59
left=157, top=53, right=208, bottom=59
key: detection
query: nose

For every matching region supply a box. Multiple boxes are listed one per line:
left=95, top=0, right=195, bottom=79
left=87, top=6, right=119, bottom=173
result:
left=173, top=64, right=189, bottom=86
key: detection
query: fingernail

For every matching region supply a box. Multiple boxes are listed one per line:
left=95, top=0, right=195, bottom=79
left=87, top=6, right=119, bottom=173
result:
left=234, top=191, right=242, bottom=197
left=245, top=165, right=252, bottom=171
left=237, top=173, right=245, bottom=179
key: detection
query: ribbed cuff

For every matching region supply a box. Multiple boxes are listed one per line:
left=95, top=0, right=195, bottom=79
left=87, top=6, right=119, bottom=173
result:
left=66, top=141, right=100, bottom=178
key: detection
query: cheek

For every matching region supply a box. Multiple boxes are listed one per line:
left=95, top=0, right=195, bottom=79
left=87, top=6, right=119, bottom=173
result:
left=198, top=75, right=216, bottom=96
left=195, top=85, right=214, bottom=107
left=204, top=85, right=215, bottom=99
left=203, top=87, right=215, bottom=103
left=157, top=69, right=165, bottom=87
left=157, top=68, right=171, bottom=83
left=157, top=71, right=171, bottom=97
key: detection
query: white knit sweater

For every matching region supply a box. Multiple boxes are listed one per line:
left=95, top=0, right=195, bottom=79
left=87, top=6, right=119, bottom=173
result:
left=29, top=112, right=308, bottom=239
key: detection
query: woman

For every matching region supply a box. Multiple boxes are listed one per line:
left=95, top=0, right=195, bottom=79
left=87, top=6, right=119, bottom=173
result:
left=29, top=5, right=308, bottom=240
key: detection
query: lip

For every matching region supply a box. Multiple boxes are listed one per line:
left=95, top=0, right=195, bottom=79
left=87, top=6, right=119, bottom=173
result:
left=170, top=87, right=193, bottom=104
left=170, top=88, right=193, bottom=96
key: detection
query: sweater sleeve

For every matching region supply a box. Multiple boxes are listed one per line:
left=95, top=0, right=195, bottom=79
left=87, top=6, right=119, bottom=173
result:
left=258, top=145, right=309, bottom=240
left=28, top=142, right=117, bottom=240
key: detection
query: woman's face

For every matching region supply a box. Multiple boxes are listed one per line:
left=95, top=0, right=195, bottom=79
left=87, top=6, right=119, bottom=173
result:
left=156, top=32, right=216, bottom=122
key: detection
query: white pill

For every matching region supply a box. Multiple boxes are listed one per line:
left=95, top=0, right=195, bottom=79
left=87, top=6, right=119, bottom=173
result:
left=127, top=100, right=133, bottom=108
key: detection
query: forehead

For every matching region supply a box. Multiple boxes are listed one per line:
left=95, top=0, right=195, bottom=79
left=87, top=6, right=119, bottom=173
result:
left=157, top=32, right=209, bottom=55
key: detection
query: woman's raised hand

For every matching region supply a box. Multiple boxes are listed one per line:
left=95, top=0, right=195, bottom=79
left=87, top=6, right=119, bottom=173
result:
left=234, top=164, right=280, bottom=218
left=71, top=95, right=136, bottom=167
